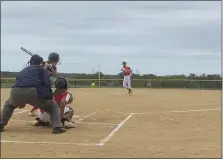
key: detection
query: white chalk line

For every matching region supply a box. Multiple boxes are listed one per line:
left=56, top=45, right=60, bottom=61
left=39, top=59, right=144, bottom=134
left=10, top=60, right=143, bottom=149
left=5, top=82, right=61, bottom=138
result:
left=79, top=122, right=118, bottom=126
left=99, top=113, right=133, bottom=145
left=3, top=112, right=104, bottom=146
left=10, top=119, right=118, bottom=126
left=11, top=108, right=219, bottom=146
left=15, top=109, right=29, bottom=111
left=99, top=108, right=221, bottom=145
left=72, top=115, right=80, bottom=118
left=132, top=108, right=221, bottom=115
left=76, top=112, right=97, bottom=122
left=1, top=140, right=101, bottom=146
left=14, top=110, right=29, bottom=115
left=15, top=109, right=81, bottom=118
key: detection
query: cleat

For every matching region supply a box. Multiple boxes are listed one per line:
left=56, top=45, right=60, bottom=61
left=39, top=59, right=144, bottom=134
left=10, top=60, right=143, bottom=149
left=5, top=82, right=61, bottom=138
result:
left=52, top=127, right=66, bottom=134
left=32, top=118, right=50, bottom=126
left=64, top=121, right=76, bottom=129
left=130, top=89, right=133, bottom=95
left=32, top=120, right=40, bottom=126
left=128, top=89, right=133, bottom=96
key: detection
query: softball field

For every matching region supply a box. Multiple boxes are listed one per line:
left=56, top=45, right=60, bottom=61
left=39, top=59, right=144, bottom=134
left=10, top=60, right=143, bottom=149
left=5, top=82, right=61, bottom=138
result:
left=0, top=88, right=221, bottom=158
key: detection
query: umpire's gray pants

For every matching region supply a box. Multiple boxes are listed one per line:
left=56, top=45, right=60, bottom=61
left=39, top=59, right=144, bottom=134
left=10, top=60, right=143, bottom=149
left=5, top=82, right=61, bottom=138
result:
left=0, top=88, right=63, bottom=128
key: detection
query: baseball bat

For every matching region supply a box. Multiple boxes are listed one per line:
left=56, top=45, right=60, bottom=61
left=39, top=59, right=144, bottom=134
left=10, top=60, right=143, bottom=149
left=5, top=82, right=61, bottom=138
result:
left=20, top=47, right=71, bottom=87
left=20, top=47, right=34, bottom=56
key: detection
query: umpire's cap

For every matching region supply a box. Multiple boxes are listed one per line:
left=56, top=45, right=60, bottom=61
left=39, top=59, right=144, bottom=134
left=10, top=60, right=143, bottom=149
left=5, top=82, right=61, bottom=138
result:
left=48, top=52, right=60, bottom=63
left=29, top=54, right=43, bottom=65
left=55, top=77, right=68, bottom=89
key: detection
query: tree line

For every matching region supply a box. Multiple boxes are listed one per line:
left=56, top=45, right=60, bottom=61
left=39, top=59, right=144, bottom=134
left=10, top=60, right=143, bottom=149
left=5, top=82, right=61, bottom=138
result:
left=1, top=71, right=221, bottom=80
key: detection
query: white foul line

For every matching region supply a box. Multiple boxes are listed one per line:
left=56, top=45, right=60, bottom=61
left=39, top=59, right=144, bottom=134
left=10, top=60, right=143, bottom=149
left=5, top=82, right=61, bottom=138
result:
left=76, top=112, right=97, bottom=122
left=1, top=140, right=100, bottom=146
left=99, top=113, right=133, bottom=146
left=132, top=108, right=221, bottom=115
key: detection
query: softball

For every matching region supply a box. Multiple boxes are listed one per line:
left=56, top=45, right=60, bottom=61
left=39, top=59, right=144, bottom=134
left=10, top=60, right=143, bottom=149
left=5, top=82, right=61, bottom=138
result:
left=91, top=82, right=95, bottom=88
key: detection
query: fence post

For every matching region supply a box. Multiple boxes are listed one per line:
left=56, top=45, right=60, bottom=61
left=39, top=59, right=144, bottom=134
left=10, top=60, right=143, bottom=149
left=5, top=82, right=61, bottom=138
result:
left=186, top=80, right=189, bottom=88
left=199, top=80, right=201, bottom=89
left=217, top=80, right=219, bottom=90
left=162, top=80, right=164, bottom=88
left=98, top=64, right=101, bottom=88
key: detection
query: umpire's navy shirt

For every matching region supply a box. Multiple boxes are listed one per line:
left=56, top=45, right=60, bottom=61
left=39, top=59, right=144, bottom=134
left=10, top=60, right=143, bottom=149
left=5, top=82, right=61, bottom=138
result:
left=13, top=65, right=53, bottom=100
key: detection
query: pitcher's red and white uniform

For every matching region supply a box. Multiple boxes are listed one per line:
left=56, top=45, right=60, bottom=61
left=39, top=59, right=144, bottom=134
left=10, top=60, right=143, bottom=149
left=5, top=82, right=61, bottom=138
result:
left=122, top=65, right=132, bottom=89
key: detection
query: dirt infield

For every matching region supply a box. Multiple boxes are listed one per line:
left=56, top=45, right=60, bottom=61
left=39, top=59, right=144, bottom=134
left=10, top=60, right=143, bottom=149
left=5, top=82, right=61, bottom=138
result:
left=1, top=88, right=221, bottom=158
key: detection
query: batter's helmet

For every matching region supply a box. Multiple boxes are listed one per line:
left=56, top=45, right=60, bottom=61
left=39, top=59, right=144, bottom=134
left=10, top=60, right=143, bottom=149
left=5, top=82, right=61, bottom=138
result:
left=48, top=52, right=60, bottom=63
left=122, top=61, right=127, bottom=65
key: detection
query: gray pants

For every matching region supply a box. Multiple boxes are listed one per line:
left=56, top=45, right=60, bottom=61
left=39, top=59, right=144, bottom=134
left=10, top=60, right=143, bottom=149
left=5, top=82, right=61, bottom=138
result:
left=0, top=88, right=63, bottom=128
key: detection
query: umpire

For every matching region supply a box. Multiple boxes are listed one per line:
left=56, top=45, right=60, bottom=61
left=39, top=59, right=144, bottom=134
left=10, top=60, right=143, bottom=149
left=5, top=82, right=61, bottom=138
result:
left=0, top=54, right=66, bottom=134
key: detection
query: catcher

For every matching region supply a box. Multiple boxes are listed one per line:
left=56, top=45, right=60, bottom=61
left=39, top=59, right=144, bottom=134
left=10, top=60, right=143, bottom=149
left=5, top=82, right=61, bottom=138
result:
left=32, top=77, right=76, bottom=128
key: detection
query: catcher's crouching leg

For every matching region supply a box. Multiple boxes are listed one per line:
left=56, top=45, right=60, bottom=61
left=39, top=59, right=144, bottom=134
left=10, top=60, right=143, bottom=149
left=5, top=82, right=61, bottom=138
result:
left=62, top=107, right=76, bottom=128
left=32, top=110, right=50, bottom=126
left=33, top=117, right=50, bottom=126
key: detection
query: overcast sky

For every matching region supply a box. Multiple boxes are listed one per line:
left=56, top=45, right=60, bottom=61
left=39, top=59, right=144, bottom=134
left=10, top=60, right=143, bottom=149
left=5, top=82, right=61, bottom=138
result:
left=1, top=1, right=221, bottom=75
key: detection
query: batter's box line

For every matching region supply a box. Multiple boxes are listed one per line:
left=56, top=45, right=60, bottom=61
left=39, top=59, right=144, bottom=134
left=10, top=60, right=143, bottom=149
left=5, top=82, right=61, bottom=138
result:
left=14, top=109, right=29, bottom=115
left=99, top=113, right=133, bottom=146
left=13, top=109, right=96, bottom=121
left=98, top=108, right=221, bottom=146
left=1, top=140, right=101, bottom=146
left=12, top=110, right=118, bottom=126
left=76, top=112, right=97, bottom=122
left=11, top=119, right=119, bottom=126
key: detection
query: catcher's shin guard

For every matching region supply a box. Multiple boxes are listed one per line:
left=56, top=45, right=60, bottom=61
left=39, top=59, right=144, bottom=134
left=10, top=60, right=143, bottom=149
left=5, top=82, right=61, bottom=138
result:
left=62, top=107, right=75, bottom=128
left=63, top=107, right=74, bottom=121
